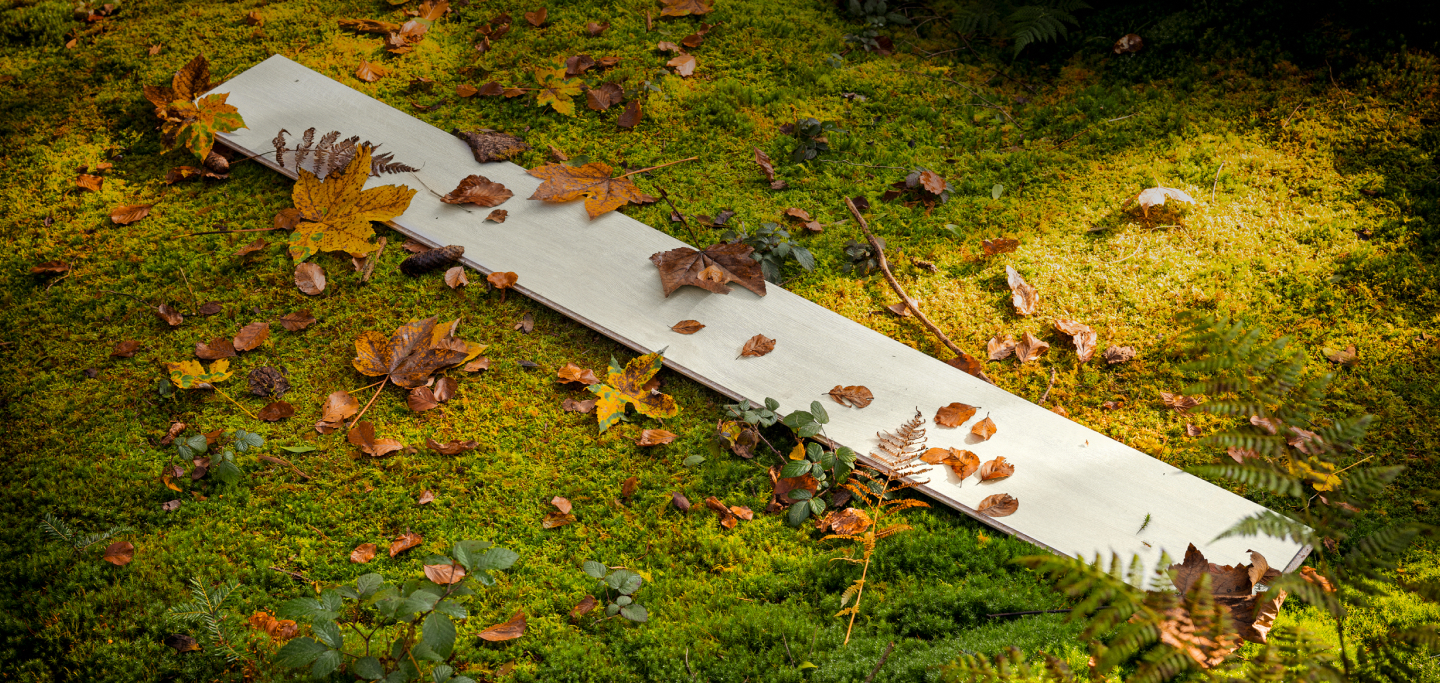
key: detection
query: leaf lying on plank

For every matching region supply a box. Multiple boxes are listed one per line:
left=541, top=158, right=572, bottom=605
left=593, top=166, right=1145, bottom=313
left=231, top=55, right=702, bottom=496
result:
left=1006, top=266, right=1038, bottom=316
left=935, top=402, right=977, bottom=428
left=527, top=162, right=656, bottom=220
left=273, top=127, right=418, bottom=177
left=976, top=493, right=1018, bottom=517
left=971, top=417, right=998, bottom=441
left=978, top=455, right=1012, bottom=480
left=588, top=351, right=678, bottom=433
left=828, top=385, right=873, bottom=408
left=487, top=209, right=508, bottom=223
left=287, top=145, right=416, bottom=262
left=649, top=243, right=766, bottom=297
left=441, top=175, right=512, bottom=207
left=922, top=447, right=979, bottom=479
left=671, top=320, right=705, bottom=334
left=740, top=334, right=775, bottom=358
left=454, top=129, right=530, bottom=163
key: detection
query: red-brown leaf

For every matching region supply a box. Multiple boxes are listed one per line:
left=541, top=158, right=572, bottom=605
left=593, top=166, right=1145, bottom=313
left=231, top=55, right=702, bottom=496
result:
left=110, top=204, right=153, bottom=225
left=740, top=334, right=776, bottom=358
left=978, top=455, right=1012, bottom=480
left=388, top=531, right=423, bottom=557
left=976, top=493, right=1018, bottom=517
left=478, top=611, right=527, bottom=641
left=350, top=542, right=377, bottom=563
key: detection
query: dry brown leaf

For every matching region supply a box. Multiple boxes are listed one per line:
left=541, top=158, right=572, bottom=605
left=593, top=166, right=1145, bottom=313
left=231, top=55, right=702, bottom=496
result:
left=571, top=595, right=598, bottom=620
left=660, top=0, right=713, bottom=17
left=349, top=542, right=378, bottom=563
left=1186, top=423, right=1202, bottom=437
left=1160, top=392, right=1204, bottom=413
left=417, top=489, right=436, bottom=505
left=1227, top=446, right=1260, bottom=463
left=524, top=7, right=546, bottom=25
left=562, top=397, right=596, bottom=413
left=885, top=302, right=912, bottom=317
left=76, top=174, right=103, bottom=192
left=487, top=271, right=518, bottom=294
left=111, top=340, right=141, bottom=358
left=977, top=455, right=1012, bottom=480
left=1103, top=345, right=1136, bottom=364
left=971, top=417, right=998, bottom=441
left=427, top=438, right=478, bottom=455
left=407, top=387, right=440, bottom=412
left=441, top=175, right=513, bottom=207
left=1324, top=344, right=1359, bottom=367
left=1005, top=266, right=1038, bottom=316
left=704, top=496, right=738, bottom=529
left=740, top=334, right=776, bottom=358
left=348, top=421, right=403, bottom=456
left=1114, top=33, right=1143, bottom=53
left=103, top=541, right=135, bottom=566
left=454, top=129, right=530, bottom=163
left=356, top=59, right=387, bottom=83
left=514, top=312, right=534, bottom=333
left=444, top=266, right=468, bottom=289
left=1299, top=566, right=1335, bottom=592
left=1015, top=332, right=1049, bottom=363
left=110, top=204, right=153, bottom=225
left=671, top=491, right=692, bottom=512
left=234, top=238, right=266, bottom=258
left=637, top=429, right=677, bottom=446
left=478, top=611, right=527, bottom=641
left=828, top=385, right=874, bottom=408
left=388, top=531, right=423, bottom=557
left=464, top=357, right=490, bottom=372
left=550, top=496, right=572, bottom=514
left=668, top=53, right=697, bottom=77
left=620, top=476, right=639, bottom=499
left=234, top=322, right=270, bottom=351
left=945, top=352, right=992, bottom=384
left=650, top=243, right=766, bottom=297
left=558, top=363, right=600, bottom=385
left=982, top=238, right=1020, bottom=256
left=294, top=262, right=326, bottom=295
left=586, top=21, right=609, bottom=36
left=156, top=304, right=184, bottom=327
left=258, top=401, right=295, bottom=422
left=1135, top=187, right=1195, bottom=217
left=423, top=562, right=465, bottom=585
left=729, top=505, right=754, bottom=521
left=922, top=447, right=980, bottom=479
left=486, top=209, right=508, bottom=223
left=753, top=147, right=786, bottom=189
left=196, top=337, right=236, bottom=360
left=527, top=161, right=656, bottom=220
left=543, top=511, right=577, bottom=528
left=30, top=261, right=70, bottom=275
left=976, top=493, right=1018, bottom=517
left=935, top=402, right=978, bottom=428
left=828, top=507, right=873, bottom=535
left=671, top=320, right=705, bottom=334
left=987, top=335, right=1017, bottom=360
left=1053, top=320, right=1098, bottom=362
left=197, top=302, right=222, bottom=316
left=320, top=391, right=360, bottom=423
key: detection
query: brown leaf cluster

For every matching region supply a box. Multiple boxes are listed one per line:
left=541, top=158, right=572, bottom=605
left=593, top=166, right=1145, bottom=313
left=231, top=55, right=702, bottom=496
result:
left=1053, top=319, right=1097, bottom=362
left=247, top=612, right=298, bottom=641
left=1169, top=544, right=1285, bottom=647
left=528, top=162, right=656, bottom=220
left=558, top=362, right=599, bottom=386
left=348, top=421, right=402, bottom=456
left=816, top=507, right=873, bottom=535
left=1005, top=266, right=1038, bottom=316
left=921, top=447, right=979, bottom=479
left=650, top=242, right=766, bottom=297
left=705, top=496, right=740, bottom=529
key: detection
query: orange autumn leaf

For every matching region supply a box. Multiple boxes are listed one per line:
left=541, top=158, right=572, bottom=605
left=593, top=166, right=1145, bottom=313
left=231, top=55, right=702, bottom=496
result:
left=740, top=334, right=776, bottom=358
left=636, top=429, right=677, bottom=446
left=971, top=416, right=997, bottom=440
left=478, top=611, right=527, bottom=641
left=388, top=530, right=423, bottom=557
left=527, top=162, right=656, bottom=220
left=828, top=385, right=874, bottom=408
left=978, top=455, right=1013, bottom=480
left=976, top=493, right=1018, bottom=517
left=558, top=362, right=599, bottom=385
left=935, top=402, right=978, bottom=427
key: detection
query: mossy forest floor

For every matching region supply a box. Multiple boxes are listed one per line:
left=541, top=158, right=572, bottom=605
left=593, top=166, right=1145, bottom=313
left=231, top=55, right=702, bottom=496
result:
left=1, top=0, right=1438, bottom=680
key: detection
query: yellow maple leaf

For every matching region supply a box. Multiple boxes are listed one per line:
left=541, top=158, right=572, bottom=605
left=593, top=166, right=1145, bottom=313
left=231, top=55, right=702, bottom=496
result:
left=288, top=145, right=416, bottom=261
left=534, top=66, right=582, bottom=117
left=588, top=351, right=678, bottom=433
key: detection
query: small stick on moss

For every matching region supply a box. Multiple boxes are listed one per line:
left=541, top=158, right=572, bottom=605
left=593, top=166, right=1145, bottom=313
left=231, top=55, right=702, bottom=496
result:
left=259, top=455, right=312, bottom=480
left=347, top=379, right=387, bottom=394
left=177, top=267, right=200, bottom=307
left=269, top=565, right=307, bottom=581
left=1038, top=367, right=1057, bottom=405
left=212, top=386, right=258, bottom=420
left=349, top=380, right=388, bottom=427
left=782, top=633, right=796, bottom=666
left=1211, top=161, right=1225, bottom=202
left=864, top=641, right=896, bottom=683
left=657, top=189, right=700, bottom=245
left=618, top=157, right=699, bottom=178
left=844, top=197, right=967, bottom=359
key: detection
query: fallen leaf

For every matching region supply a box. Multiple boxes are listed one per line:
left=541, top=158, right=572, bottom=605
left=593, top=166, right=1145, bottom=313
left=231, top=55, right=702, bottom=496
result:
left=279, top=311, right=316, bottom=332
left=1168, top=544, right=1284, bottom=646
left=456, top=84, right=478, bottom=97
left=148, top=45, right=162, bottom=55
left=650, top=243, right=767, bottom=297
left=935, top=402, right=978, bottom=428
left=740, top=334, right=776, bottom=358
left=233, top=238, right=266, bottom=258
left=427, top=438, right=478, bottom=455
left=407, top=387, right=441, bottom=412
left=357, top=59, right=387, bottom=82
left=922, top=447, right=980, bottom=479
left=196, top=337, right=236, bottom=360
left=977, top=493, right=1019, bottom=517
left=196, top=302, right=222, bottom=316
left=829, top=385, right=874, bottom=408
left=1015, top=332, right=1049, bottom=363
left=589, top=351, right=678, bottom=433
left=671, top=320, right=705, bottom=334
left=348, top=421, right=404, bottom=457
left=528, top=162, right=656, bottom=220
left=163, top=499, right=181, bottom=511
left=111, top=340, right=141, bottom=358
left=286, top=146, right=415, bottom=262
left=487, top=272, right=518, bottom=299
left=586, top=21, right=609, bottom=36
left=987, top=335, right=1016, bottom=360
left=1324, top=344, right=1359, bottom=367
left=464, top=357, right=491, bottom=372
left=971, top=417, right=998, bottom=441
left=671, top=492, right=692, bottom=512
left=103, top=541, right=135, bottom=566
left=729, top=505, right=754, bottom=521
left=1053, top=320, right=1097, bottom=362
left=1005, top=266, right=1038, bottom=316
left=156, top=304, right=184, bottom=327
left=637, top=429, right=677, bottom=446
left=977, top=455, right=1012, bottom=480
left=76, top=174, right=103, bottom=192
left=294, top=262, right=326, bottom=295
left=319, top=391, right=360, bottom=424
left=784, top=207, right=813, bottom=222
left=352, top=316, right=477, bottom=388
left=705, top=496, right=738, bottom=529
left=826, top=507, right=873, bottom=535
left=667, top=53, right=697, bottom=77
left=245, top=10, right=263, bottom=25
left=486, top=209, right=508, bottom=223
left=30, top=261, right=70, bottom=275
left=424, top=562, right=465, bottom=585
left=454, top=129, right=530, bottom=163
left=441, top=175, right=513, bottom=207
left=982, top=238, right=1020, bottom=256
left=1160, top=392, right=1204, bottom=413
left=946, top=352, right=991, bottom=382
left=164, top=359, right=234, bottom=390
left=1135, top=187, right=1195, bottom=217
left=885, top=302, right=911, bottom=317
left=524, top=7, right=546, bottom=26
left=617, top=99, right=643, bottom=129
left=1103, top=345, right=1136, bottom=364
left=514, top=312, right=534, bottom=333
left=533, top=65, right=583, bottom=115
left=478, top=611, right=527, bottom=641
left=656, top=41, right=682, bottom=53
left=550, top=496, right=572, bottom=514
left=543, top=511, right=577, bottom=528
left=752, top=147, right=786, bottom=189
left=233, top=322, right=270, bottom=351
left=571, top=595, right=598, bottom=620
left=557, top=363, right=599, bottom=386
left=110, top=204, right=153, bottom=225
left=1186, top=423, right=1202, bottom=437
left=1114, top=33, right=1143, bottom=53
left=388, top=531, right=423, bottom=558
left=562, top=398, right=596, bottom=413
left=1299, top=566, right=1334, bottom=592
left=444, top=266, right=468, bottom=289
left=660, top=0, right=713, bottom=16
left=1227, top=446, right=1260, bottom=463
left=258, top=401, right=295, bottom=421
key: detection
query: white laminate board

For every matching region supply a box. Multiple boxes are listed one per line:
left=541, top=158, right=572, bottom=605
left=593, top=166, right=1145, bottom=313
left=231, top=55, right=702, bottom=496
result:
left=214, top=55, right=1307, bottom=576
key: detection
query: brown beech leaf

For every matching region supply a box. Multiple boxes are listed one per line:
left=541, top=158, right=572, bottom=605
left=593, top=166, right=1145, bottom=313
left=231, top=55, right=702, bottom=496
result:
left=550, top=496, right=572, bottom=514
left=671, top=491, right=692, bottom=512
left=1005, top=266, right=1038, bottom=316
left=740, top=334, right=776, bottom=358
left=234, top=238, right=266, bottom=258
left=570, top=595, right=598, bottom=621
left=971, top=417, right=998, bottom=441
left=543, top=511, right=577, bottom=528
left=352, top=316, right=477, bottom=388
left=76, top=174, right=103, bottom=192
left=234, top=322, right=270, bottom=351
left=196, top=337, right=237, bottom=360
left=441, top=175, right=513, bottom=207
left=649, top=243, right=767, bottom=297
left=1229, top=443, right=1261, bottom=463
left=667, top=53, right=697, bottom=77
left=103, top=541, right=135, bottom=566
left=350, top=543, right=377, bottom=563
left=280, top=310, right=313, bottom=332
left=31, top=261, right=70, bottom=275
left=586, top=82, right=623, bottom=111
left=586, top=21, right=609, bottom=36
left=671, top=320, right=705, bottom=334
left=562, top=397, right=596, bottom=413
left=977, top=493, right=1018, bottom=517
left=478, top=611, right=527, bottom=641
left=935, top=402, right=978, bottom=428
left=454, top=129, right=530, bottom=163
left=978, top=455, right=1012, bottom=480
left=945, top=352, right=992, bottom=383
left=617, top=100, right=642, bottom=129
left=982, top=238, right=1019, bottom=256
left=388, top=530, right=423, bottom=557
left=294, top=262, right=326, bottom=295
left=356, top=59, right=387, bottom=82
left=729, top=505, right=754, bottom=521
left=464, top=357, right=490, bottom=372
left=486, top=209, right=508, bottom=223
left=827, top=507, right=873, bottom=535
left=1324, top=344, right=1359, bottom=367
left=407, top=387, right=440, bottom=412
left=524, top=7, right=546, bottom=26
left=110, top=204, right=153, bottom=225
left=444, top=266, right=468, bottom=289
left=432, top=377, right=457, bottom=403
left=424, top=562, right=465, bottom=585
left=564, top=54, right=597, bottom=76
left=1015, top=332, right=1049, bottom=363
left=320, top=391, right=360, bottom=423
left=987, top=335, right=1017, bottom=360
left=111, top=340, right=141, bottom=358
left=258, top=401, right=295, bottom=422
left=752, top=147, right=786, bottom=189
left=829, top=385, right=874, bottom=408
left=1168, top=544, right=1284, bottom=646
left=1160, top=392, right=1204, bottom=413
left=660, top=0, right=713, bottom=17
left=416, top=489, right=435, bottom=505
left=885, top=302, right=912, bottom=317
left=558, top=362, right=599, bottom=385
left=528, top=162, right=656, bottom=220
left=514, top=312, right=534, bottom=333
left=656, top=41, right=682, bottom=53
left=1299, top=566, right=1335, bottom=592
left=1053, top=320, right=1097, bottom=362
left=427, top=438, right=478, bottom=455
left=156, top=304, right=184, bottom=327
left=784, top=207, right=813, bottom=222
left=1103, top=345, right=1135, bottom=364
left=619, top=476, right=640, bottom=499
left=348, top=421, right=404, bottom=457
left=456, top=84, right=478, bottom=97
left=637, top=429, right=677, bottom=446
left=704, top=496, right=738, bottom=529
left=197, top=302, right=222, bottom=316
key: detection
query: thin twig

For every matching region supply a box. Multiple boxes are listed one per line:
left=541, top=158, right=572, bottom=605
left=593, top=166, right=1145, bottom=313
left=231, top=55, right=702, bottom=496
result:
left=684, top=647, right=696, bottom=680
left=349, top=380, right=388, bottom=427
left=212, top=387, right=258, bottom=420
left=1109, top=244, right=1143, bottom=264
left=618, top=156, right=699, bottom=178
left=817, top=159, right=907, bottom=170
left=845, top=198, right=966, bottom=359
left=347, top=379, right=387, bottom=395
left=177, top=267, right=200, bottom=306
left=1038, top=367, right=1056, bottom=405
left=658, top=189, right=701, bottom=245
left=864, top=642, right=896, bottom=683
left=782, top=633, right=796, bottom=666
left=1211, top=161, right=1225, bottom=202
left=269, top=566, right=307, bottom=581
left=179, top=226, right=287, bottom=237
left=45, top=270, right=74, bottom=291
left=259, top=455, right=312, bottom=480
left=1282, top=103, right=1306, bottom=129
left=986, top=609, right=1070, bottom=618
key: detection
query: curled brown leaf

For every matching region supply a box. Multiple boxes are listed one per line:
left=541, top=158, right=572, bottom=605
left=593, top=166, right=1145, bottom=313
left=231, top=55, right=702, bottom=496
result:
left=977, top=493, right=1018, bottom=517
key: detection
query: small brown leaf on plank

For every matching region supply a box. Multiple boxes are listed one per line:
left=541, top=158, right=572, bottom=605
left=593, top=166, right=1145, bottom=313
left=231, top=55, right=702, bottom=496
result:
left=486, top=209, right=508, bottom=223
left=671, top=320, right=705, bottom=334
left=111, top=204, right=153, bottom=225
left=280, top=311, right=316, bottom=331
left=987, top=335, right=1016, bottom=360
left=196, top=337, right=236, bottom=360
left=441, top=175, right=513, bottom=207
left=978, top=455, right=1013, bottom=481
left=935, top=402, right=977, bottom=427
left=156, top=304, right=184, bottom=327
left=111, top=340, right=141, bottom=358
left=478, top=611, right=527, bottom=641
left=977, top=493, right=1019, bottom=517
left=650, top=243, right=766, bottom=297
left=234, top=322, right=270, bottom=351
left=740, top=334, right=775, bottom=358
left=389, top=531, right=423, bottom=557
left=945, top=352, right=990, bottom=381
left=444, top=266, right=468, bottom=289
left=1005, top=266, right=1038, bottom=316
left=637, top=429, right=676, bottom=446
left=294, top=263, right=326, bottom=295
left=1053, top=320, right=1097, bottom=362
left=562, top=397, right=596, bottom=413
left=102, top=541, right=135, bottom=566
left=971, top=417, right=998, bottom=441
left=982, top=238, right=1019, bottom=256
left=1015, top=332, right=1049, bottom=363
left=828, top=385, right=873, bottom=408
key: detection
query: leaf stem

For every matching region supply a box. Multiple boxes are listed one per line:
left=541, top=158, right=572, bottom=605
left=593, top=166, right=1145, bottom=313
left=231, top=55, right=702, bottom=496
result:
left=349, top=380, right=388, bottom=427
left=212, top=387, right=258, bottom=419
left=657, top=189, right=700, bottom=245
left=618, top=156, right=699, bottom=178
left=347, top=379, right=387, bottom=394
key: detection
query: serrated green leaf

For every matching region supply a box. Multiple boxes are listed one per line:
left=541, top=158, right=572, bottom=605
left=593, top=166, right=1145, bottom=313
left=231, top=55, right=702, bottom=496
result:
left=780, top=460, right=811, bottom=478
left=809, top=498, right=826, bottom=515
left=606, top=602, right=621, bottom=617
left=351, top=656, right=385, bottom=680
left=233, top=430, right=264, bottom=451
left=620, top=604, right=649, bottom=622
left=608, top=569, right=643, bottom=595
left=787, top=501, right=811, bottom=527
left=583, top=560, right=607, bottom=579
left=273, top=637, right=328, bottom=667
left=212, top=458, right=242, bottom=486
left=796, top=423, right=822, bottom=438
left=312, top=620, right=343, bottom=649
left=810, top=400, right=828, bottom=424
left=420, top=611, right=456, bottom=659
left=787, top=488, right=813, bottom=501
left=356, top=573, right=385, bottom=598
left=310, top=648, right=343, bottom=678
left=474, top=547, right=519, bottom=572
left=434, top=598, right=467, bottom=620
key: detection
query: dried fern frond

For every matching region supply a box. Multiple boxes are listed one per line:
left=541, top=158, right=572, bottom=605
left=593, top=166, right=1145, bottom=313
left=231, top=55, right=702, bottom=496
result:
left=272, top=127, right=418, bottom=178
left=871, top=408, right=926, bottom=470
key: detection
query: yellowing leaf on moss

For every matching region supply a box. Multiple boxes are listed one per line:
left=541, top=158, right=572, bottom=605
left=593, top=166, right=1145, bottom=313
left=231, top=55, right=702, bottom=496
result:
left=165, top=359, right=234, bottom=389
left=288, top=145, right=416, bottom=261
left=588, top=351, right=678, bottom=433
left=159, top=93, right=246, bottom=161
left=534, top=66, right=583, bottom=116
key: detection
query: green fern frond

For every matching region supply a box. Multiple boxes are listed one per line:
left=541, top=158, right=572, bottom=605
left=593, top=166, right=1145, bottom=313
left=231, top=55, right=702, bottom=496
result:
left=1214, top=509, right=1319, bottom=546
left=1190, top=464, right=1304, bottom=497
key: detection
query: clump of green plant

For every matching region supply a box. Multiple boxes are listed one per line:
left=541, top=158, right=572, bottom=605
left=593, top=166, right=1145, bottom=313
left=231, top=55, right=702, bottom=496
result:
left=882, top=167, right=953, bottom=211
left=783, top=118, right=841, bottom=163
left=942, top=0, right=1088, bottom=56
left=581, top=560, right=649, bottom=623
left=717, top=398, right=859, bottom=527
left=840, top=237, right=884, bottom=275
left=274, top=539, right=518, bottom=681
left=167, top=578, right=252, bottom=664
left=828, top=409, right=929, bottom=644
left=39, top=512, right=131, bottom=559
left=721, top=222, right=815, bottom=283
left=175, top=428, right=264, bottom=486
left=840, top=0, right=911, bottom=53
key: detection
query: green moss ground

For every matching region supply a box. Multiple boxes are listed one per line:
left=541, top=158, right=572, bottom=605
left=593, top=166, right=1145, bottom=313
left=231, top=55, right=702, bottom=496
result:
left=0, top=0, right=1437, bottom=680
